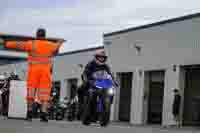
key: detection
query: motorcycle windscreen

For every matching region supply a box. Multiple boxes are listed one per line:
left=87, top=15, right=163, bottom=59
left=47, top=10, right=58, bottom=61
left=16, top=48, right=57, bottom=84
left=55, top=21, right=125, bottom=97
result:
left=95, top=79, right=113, bottom=89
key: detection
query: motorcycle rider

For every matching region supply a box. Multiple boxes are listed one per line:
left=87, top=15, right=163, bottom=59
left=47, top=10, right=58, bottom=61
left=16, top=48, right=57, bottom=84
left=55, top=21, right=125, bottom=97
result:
left=82, top=49, right=114, bottom=123
left=82, top=49, right=113, bottom=89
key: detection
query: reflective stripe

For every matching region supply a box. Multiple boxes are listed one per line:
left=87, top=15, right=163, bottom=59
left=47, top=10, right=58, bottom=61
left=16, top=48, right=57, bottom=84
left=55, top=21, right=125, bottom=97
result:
left=37, top=94, right=49, bottom=97
left=31, top=55, right=51, bottom=58
left=30, top=40, right=51, bottom=59
left=16, top=41, right=23, bottom=49
left=28, top=88, right=37, bottom=97
left=31, top=40, right=36, bottom=54
left=37, top=88, right=49, bottom=97
left=28, top=88, right=36, bottom=92
left=28, top=88, right=49, bottom=98
left=38, top=89, right=49, bottom=93
left=29, top=88, right=37, bottom=90
left=29, top=61, right=50, bottom=65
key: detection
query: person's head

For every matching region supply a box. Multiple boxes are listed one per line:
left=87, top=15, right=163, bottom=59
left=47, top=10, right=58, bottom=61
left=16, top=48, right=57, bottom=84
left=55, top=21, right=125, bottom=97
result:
left=36, top=28, right=46, bottom=39
left=94, top=50, right=108, bottom=65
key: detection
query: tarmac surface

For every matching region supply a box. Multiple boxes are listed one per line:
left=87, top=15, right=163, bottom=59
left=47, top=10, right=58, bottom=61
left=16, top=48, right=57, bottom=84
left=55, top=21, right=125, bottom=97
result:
left=0, top=118, right=200, bottom=133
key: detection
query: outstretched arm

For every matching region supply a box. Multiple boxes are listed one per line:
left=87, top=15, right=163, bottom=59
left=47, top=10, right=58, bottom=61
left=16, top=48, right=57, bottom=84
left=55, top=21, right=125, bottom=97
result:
left=4, top=40, right=33, bottom=52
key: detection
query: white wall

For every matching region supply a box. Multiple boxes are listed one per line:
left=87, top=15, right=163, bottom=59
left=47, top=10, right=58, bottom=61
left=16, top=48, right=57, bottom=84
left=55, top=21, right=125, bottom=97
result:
left=104, top=16, right=200, bottom=125
left=104, top=17, right=200, bottom=72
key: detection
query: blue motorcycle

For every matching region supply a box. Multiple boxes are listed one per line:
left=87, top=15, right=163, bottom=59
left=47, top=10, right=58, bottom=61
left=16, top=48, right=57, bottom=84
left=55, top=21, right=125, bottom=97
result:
left=82, top=77, right=115, bottom=127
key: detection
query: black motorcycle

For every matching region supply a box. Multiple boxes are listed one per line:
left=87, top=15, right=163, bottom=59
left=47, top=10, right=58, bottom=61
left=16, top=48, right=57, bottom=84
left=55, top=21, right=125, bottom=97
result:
left=48, top=103, right=57, bottom=120
left=66, top=97, right=79, bottom=121
left=55, top=102, right=68, bottom=120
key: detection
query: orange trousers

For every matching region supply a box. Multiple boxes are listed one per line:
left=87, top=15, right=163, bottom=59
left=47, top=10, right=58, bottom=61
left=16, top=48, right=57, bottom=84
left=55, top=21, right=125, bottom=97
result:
left=27, top=64, right=52, bottom=101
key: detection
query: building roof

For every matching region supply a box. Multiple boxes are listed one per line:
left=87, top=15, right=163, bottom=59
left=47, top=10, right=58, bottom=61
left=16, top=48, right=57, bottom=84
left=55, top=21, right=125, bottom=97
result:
left=104, top=12, right=200, bottom=37
left=57, top=46, right=104, bottom=56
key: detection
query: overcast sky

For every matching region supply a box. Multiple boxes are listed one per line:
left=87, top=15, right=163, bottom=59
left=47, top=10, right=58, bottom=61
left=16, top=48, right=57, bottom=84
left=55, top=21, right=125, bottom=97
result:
left=0, top=0, right=200, bottom=53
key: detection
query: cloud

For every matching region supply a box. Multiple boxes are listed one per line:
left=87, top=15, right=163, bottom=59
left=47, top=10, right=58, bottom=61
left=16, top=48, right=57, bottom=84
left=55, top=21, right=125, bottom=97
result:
left=0, top=0, right=200, bottom=52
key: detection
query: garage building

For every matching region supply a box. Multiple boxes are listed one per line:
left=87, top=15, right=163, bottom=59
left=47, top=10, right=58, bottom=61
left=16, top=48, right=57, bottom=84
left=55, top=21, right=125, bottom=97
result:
left=104, top=12, right=200, bottom=126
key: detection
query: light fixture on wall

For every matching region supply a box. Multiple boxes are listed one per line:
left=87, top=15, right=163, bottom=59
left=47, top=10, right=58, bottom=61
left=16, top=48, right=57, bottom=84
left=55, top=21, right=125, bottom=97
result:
left=139, top=70, right=143, bottom=77
left=134, top=44, right=141, bottom=52
left=133, top=41, right=142, bottom=55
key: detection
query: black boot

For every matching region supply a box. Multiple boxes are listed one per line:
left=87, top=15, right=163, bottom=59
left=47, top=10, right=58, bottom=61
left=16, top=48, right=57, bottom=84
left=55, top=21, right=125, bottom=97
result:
left=26, top=111, right=33, bottom=121
left=40, top=112, right=48, bottom=122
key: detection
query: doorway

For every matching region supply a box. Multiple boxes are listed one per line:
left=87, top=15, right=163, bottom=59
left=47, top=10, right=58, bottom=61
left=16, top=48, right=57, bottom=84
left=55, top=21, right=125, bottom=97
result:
left=118, top=72, right=133, bottom=122
left=147, top=71, right=165, bottom=124
left=67, top=78, right=78, bottom=99
left=183, top=65, right=200, bottom=126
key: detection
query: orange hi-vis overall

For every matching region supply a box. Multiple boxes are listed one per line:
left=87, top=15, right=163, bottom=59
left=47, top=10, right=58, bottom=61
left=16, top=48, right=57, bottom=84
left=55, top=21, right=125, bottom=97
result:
left=5, top=40, right=60, bottom=101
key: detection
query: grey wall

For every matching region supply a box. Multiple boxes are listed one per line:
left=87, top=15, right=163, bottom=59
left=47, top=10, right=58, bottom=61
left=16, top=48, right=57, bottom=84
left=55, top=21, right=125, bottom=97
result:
left=104, top=17, right=200, bottom=72
left=104, top=16, right=200, bottom=125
